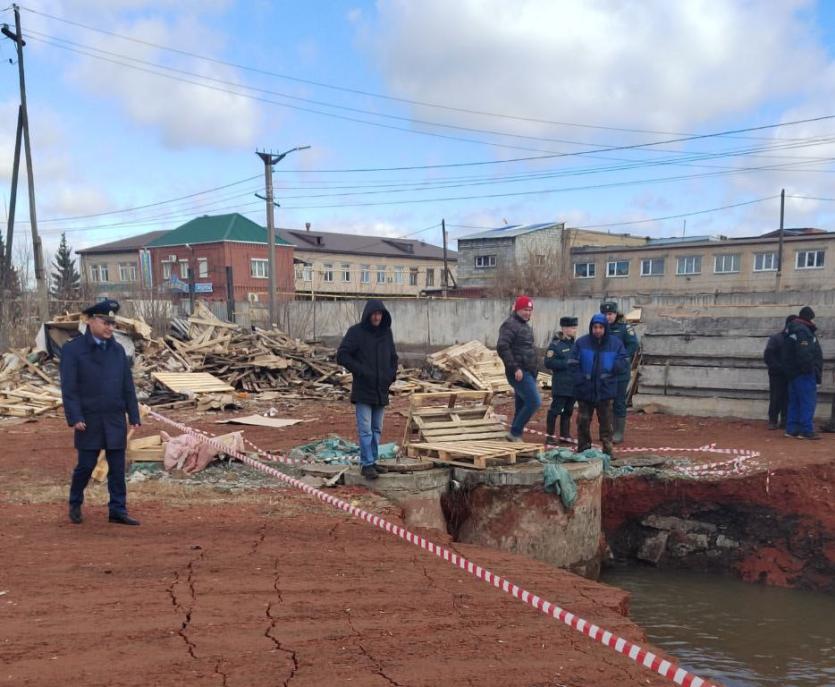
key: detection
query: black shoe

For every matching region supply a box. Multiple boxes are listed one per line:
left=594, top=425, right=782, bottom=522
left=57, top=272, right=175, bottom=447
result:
left=800, top=432, right=821, bottom=440
left=544, top=435, right=558, bottom=447
left=360, top=465, right=379, bottom=481
left=109, top=513, right=140, bottom=526
left=372, top=462, right=388, bottom=473
left=767, top=422, right=779, bottom=430
left=69, top=505, right=82, bottom=524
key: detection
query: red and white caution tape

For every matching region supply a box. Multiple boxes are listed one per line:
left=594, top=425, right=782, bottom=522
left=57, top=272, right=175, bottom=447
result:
left=148, top=408, right=719, bottom=687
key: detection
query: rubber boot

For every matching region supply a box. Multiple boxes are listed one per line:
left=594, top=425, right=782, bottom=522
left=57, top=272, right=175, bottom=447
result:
left=612, top=416, right=626, bottom=444
left=559, top=415, right=572, bottom=443
left=544, top=411, right=558, bottom=446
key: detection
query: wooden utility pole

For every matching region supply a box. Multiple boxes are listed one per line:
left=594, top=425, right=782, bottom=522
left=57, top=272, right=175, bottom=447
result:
left=256, top=145, right=309, bottom=327
left=776, top=188, right=785, bottom=292
left=2, top=5, right=49, bottom=320
left=441, top=219, right=449, bottom=298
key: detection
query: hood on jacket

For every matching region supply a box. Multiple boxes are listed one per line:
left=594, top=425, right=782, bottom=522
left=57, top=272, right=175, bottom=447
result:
left=789, top=316, right=816, bottom=333
left=589, top=313, right=609, bottom=339
left=361, top=299, right=392, bottom=331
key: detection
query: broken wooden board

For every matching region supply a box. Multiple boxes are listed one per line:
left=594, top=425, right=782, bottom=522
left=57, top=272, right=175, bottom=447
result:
left=215, top=415, right=302, bottom=429
left=152, top=371, right=234, bottom=395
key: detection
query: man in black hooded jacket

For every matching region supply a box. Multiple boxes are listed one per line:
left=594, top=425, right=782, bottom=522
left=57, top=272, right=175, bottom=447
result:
left=337, top=299, right=399, bottom=479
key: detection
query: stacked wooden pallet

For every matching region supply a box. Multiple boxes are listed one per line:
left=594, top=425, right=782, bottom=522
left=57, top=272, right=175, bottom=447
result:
left=402, top=390, right=541, bottom=469
left=0, top=350, right=62, bottom=417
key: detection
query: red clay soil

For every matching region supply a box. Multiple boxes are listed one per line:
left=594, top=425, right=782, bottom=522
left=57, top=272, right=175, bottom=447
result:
left=1, top=406, right=680, bottom=687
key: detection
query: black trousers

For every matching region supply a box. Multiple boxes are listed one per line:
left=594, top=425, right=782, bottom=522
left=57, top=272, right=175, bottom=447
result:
left=546, top=395, right=575, bottom=437
left=69, top=448, right=127, bottom=515
left=577, top=399, right=614, bottom=455
left=768, top=371, right=789, bottom=426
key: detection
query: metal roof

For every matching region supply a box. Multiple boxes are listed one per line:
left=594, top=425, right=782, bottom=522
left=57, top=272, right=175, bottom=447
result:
left=76, top=230, right=169, bottom=255
left=457, top=222, right=561, bottom=241
left=277, top=228, right=456, bottom=261
left=145, top=213, right=292, bottom=247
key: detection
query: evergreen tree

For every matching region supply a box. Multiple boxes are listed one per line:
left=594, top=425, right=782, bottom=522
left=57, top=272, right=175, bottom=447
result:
left=0, top=233, right=20, bottom=297
left=50, top=232, right=80, bottom=301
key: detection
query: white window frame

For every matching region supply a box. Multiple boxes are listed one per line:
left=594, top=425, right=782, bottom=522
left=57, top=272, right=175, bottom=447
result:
left=341, top=263, right=351, bottom=283
left=197, top=258, right=208, bottom=278
left=118, top=262, right=137, bottom=282
left=360, top=265, right=370, bottom=284
left=714, top=254, right=740, bottom=274
left=393, top=265, right=404, bottom=284
left=753, top=252, right=777, bottom=272
left=179, top=259, right=190, bottom=279
left=302, top=265, right=313, bottom=282
left=474, top=254, right=497, bottom=269
left=640, top=258, right=664, bottom=276
left=426, top=268, right=435, bottom=287
left=409, top=267, right=419, bottom=286
left=90, top=264, right=109, bottom=283
left=606, top=260, right=629, bottom=278
left=676, top=255, right=702, bottom=276
left=323, top=263, right=334, bottom=282
left=162, top=262, right=172, bottom=280
left=796, top=249, right=825, bottom=270
left=573, top=262, right=596, bottom=279
left=376, top=266, right=386, bottom=284
left=250, top=258, right=268, bottom=279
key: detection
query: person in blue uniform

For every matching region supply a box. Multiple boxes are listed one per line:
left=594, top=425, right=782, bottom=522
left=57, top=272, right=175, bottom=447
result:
left=60, top=300, right=142, bottom=525
left=543, top=316, right=578, bottom=446
left=600, top=302, right=639, bottom=444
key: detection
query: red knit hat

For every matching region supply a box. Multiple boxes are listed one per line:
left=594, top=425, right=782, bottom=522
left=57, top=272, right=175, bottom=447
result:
left=514, top=295, right=533, bottom=311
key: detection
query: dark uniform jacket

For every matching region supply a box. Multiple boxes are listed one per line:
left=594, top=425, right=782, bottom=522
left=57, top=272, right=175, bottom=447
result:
left=764, top=331, right=787, bottom=374
left=336, top=299, right=399, bottom=406
left=544, top=332, right=575, bottom=397
left=782, top=318, right=823, bottom=383
left=570, top=315, right=628, bottom=403
left=497, top=312, right=538, bottom=379
left=60, top=328, right=140, bottom=450
left=608, top=316, right=639, bottom=381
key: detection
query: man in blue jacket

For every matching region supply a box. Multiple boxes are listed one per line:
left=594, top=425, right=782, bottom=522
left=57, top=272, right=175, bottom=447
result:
left=570, top=313, right=628, bottom=457
left=543, top=316, right=577, bottom=445
left=336, top=299, right=399, bottom=480
left=60, top=300, right=141, bottom=525
left=782, top=306, right=823, bottom=440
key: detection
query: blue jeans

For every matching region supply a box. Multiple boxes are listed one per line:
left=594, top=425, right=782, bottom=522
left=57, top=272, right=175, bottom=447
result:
left=509, top=371, right=542, bottom=437
left=786, top=373, right=817, bottom=435
left=355, top=403, right=385, bottom=466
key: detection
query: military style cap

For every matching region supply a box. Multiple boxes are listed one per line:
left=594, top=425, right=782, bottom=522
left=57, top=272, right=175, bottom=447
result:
left=600, top=301, right=618, bottom=314
left=559, top=316, right=578, bottom=327
left=83, top=299, right=120, bottom=322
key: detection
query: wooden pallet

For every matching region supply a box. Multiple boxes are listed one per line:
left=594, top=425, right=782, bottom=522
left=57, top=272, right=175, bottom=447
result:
left=405, top=440, right=541, bottom=469
left=152, top=371, right=234, bottom=395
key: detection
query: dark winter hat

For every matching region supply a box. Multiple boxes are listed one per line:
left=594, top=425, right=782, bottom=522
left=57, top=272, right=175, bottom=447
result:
left=600, top=301, right=618, bottom=314
left=799, top=306, right=816, bottom=321
left=560, top=316, right=578, bottom=327
left=83, top=299, right=120, bottom=323
left=785, top=314, right=797, bottom=325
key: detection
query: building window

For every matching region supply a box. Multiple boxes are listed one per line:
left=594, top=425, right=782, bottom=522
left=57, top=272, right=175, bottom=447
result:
left=197, top=258, right=208, bottom=278
left=606, top=260, right=629, bottom=278
left=90, top=264, right=110, bottom=282
left=323, top=263, right=333, bottom=282
left=302, top=265, right=312, bottom=282
left=640, top=258, right=664, bottom=276
left=360, top=265, right=370, bottom=284
left=393, top=266, right=404, bottom=284
left=796, top=250, right=825, bottom=269
left=714, top=254, right=740, bottom=274
left=118, top=262, right=137, bottom=282
left=474, top=254, right=497, bottom=269
left=676, top=255, right=702, bottom=276
left=250, top=258, right=268, bottom=279
left=341, top=263, right=351, bottom=282
left=162, top=262, right=172, bottom=279
left=534, top=254, right=546, bottom=266
left=409, top=268, right=419, bottom=286
left=179, top=259, right=190, bottom=279
left=753, top=252, right=777, bottom=272
left=573, top=262, right=596, bottom=279
left=376, top=266, right=386, bottom=284
left=426, top=268, right=435, bottom=287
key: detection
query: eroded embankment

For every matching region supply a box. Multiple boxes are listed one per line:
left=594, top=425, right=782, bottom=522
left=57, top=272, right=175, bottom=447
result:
left=603, top=460, right=835, bottom=592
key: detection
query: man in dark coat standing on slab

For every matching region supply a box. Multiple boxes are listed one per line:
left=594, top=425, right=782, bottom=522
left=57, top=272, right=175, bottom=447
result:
left=60, top=300, right=141, bottom=525
left=782, top=306, right=823, bottom=440
left=337, top=299, right=399, bottom=480
left=763, top=315, right=795, bottom=430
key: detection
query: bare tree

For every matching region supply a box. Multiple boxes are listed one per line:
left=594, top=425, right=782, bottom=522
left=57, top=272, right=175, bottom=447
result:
left=488, top=246, right=569, bottom=298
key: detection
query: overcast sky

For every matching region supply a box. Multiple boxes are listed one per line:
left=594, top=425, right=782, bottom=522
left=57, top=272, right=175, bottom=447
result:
left=3, top=0, right=835, bottom=260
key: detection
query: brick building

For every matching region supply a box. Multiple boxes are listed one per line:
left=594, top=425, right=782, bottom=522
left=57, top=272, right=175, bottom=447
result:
left=144, top=213, right=294, bottom=304
left=77, top=229, right=167, bottom=295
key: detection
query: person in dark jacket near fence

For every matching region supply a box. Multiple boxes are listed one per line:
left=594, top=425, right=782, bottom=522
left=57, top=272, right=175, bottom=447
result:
left=336, top=299, right=399, bottom=480
left=763, top=315, right=796, bottom=430
left=497, top=295, right=541, bottom=441
left=600, top=302, right=639, bottom=444
left=60, top=300, right=141, bottom=525
left=543, top=316, right=578, bottom=446
left=569, top=313, right=628, bottom=457
left=782, top=306, right=823, bottom=440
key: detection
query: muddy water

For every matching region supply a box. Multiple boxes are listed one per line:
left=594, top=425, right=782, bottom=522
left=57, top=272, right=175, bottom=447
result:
left=602, top=568, right=835, bottom=687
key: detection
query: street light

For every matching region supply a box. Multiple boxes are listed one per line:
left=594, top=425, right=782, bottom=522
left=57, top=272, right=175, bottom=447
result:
left=256, top=145, right=311, bottom=327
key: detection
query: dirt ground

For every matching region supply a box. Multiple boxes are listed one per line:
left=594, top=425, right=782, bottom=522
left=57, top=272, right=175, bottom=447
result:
left=2, top=396, right=833, bottom=686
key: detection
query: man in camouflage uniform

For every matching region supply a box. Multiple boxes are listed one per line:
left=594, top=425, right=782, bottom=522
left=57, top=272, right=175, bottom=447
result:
left=600, top=302, right=639, bottom=444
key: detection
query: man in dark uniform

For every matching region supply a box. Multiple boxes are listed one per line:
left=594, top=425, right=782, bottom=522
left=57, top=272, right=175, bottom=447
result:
left=600, top=302, right=638, bottom=444
left=763, top=315, right=795, bottom=429
left=60, top=300, right=142, bottom=525
left=543, top=316, right=577, bottom=446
